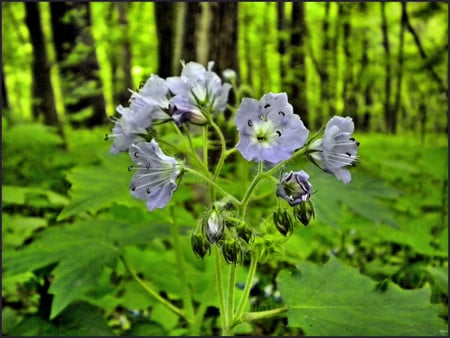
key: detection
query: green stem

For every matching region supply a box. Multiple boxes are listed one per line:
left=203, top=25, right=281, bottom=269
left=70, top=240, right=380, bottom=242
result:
left=185, top=167, right=240, bottom=205
left=210, top=119, right=228, bottom=189
left=234, top=307, right=289, bottom=327
left=239, top=161, right=265, bottom=218
left=173, top=122, right=210, bottom=175
left=226, top=264, right=236, bottom=334
left=234, top=253, right=258, bottom=321
left=203, top=125, right=209, bottom=169
left=214, top=246, right=228, bottom=334
left=120, top=255, right=186, bottom=320
left=169, top=207, right=195, bottom=324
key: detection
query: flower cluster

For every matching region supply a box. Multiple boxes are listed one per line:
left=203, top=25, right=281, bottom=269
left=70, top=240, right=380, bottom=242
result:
left=106, top=61, right=231, bottom=210
left=107, top=60, right=360, bottom=264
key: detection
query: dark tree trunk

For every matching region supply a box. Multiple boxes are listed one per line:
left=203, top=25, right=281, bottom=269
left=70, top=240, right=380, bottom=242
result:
left=50, top=2, right=107, bottom=127
left=2, top=63, right=8, bottom=110
left=277, top=2, right=288, bottom=87
left=393, top=3, right=406, bottom=134
left=258, top=2, right=271, bottom=96
left=403, top=3, right=447, bottom=96
left=340, top=4, right=358, bottom=123
left=288, top=2, right=309, bottom=126
left=155, top=2, right=177, bottom=77
left=208, top=2, right=239, bottom=78
left=115, top=2, right=133, bottom=106
left=381, top=3, right=393, bottom=133
left=360, top=4, right=372, bottom=132
left=242, top=6, right=254, bottom=89
left=182, top=2, right=202, bottom=63
left=316, top=2, right=332, bottom=128
left=24, top=2, right=61, bottom=129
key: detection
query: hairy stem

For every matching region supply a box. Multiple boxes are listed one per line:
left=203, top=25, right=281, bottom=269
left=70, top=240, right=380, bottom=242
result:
left=120, top=255, right=186, bottom=320
left=214, top=246, right=228, bottom=335
left=185, top=167, right=240, bottom=205
left=234, top=253, right=258, bottom=321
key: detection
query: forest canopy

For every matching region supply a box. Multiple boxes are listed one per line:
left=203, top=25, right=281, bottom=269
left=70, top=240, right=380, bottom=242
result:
left=2, top=2, right=448, bottom=134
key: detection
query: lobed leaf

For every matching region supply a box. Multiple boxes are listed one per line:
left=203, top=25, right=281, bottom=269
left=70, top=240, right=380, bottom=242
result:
left=277, top=256, right=447, bottom=336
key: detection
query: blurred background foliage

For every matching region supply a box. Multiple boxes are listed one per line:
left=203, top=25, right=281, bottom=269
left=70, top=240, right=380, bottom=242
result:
left=2, top=2, right=448, bottom=336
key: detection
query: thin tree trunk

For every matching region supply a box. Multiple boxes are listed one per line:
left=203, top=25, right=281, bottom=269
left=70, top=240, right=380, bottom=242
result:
left=392, top=3, right=406, bottom=134
left=381, top=2, right=393, bottom=133
left=208, top=2, right=239, bottom=78
left=24, top=2, right=61, bottom=129
left=154, top=2, right=177, bottom=77
left=182, top=2, right=201, bottom=63
left=316, top=2, right=332, bottom=128
left=403, top=3, right=447, bottom=95
left=288, top=2, right=309, bottom=125
left=116, top=2, right=133, bottom=105
left=359, top=3, right=372, bottom=132
left=340, top=4, right=357, bottom=123
left=2, top=63, right=8, bottom=111
left=329, top=3, right=339, bottom=119
left=277, top=2, right=288, bottom=87
left=242, top=6, right=254, bottom=89
left=258, top=2, right=271, bottom=96
left=50, top=2, right=107, bottom=127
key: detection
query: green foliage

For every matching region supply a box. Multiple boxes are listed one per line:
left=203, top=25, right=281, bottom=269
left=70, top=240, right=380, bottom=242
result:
left=277, top=256, right=447, bottom=336
left=6, top=301, right=114, bottom=336
left=3, top=217, right=175, bottom=319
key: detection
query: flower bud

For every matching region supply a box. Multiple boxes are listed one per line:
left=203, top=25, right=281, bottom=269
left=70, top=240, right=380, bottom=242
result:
left=202, top=207, right=225, bottom=244
left=222, top=240, right=241, bottom=265
left=293, top=200, right=315, bottom=226
left=236, top=224, right=253, bottom=243
left=191, top=232, right=211, bottom=259
left=276, top=170, right=312, bottom=206
left=273, top=208, right=294, bottom=236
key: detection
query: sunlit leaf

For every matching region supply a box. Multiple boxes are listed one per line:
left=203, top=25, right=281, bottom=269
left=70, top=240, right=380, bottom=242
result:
left=277, top=256, right=447, bottom=336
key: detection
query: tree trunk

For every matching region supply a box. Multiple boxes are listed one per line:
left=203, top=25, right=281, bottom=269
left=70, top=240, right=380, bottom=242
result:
left=403, top=3, right=447, bottom=96
left=340, top=4, right=358, bottom=123
left=380, top=2, right=393, bottom=133
left=208, top=2, right=239, bottom=78
left=24, top=2, right=61, bottom=128
left=181, top=2, right=202, bottom=63
left=359, top=4, right=372, bottom=132
left=2, top=63, right=8, bottom=111
left=154, top=2, right=177, bottom=77
left=258, top=2, right=271, bottom=96
left=277, top=2, right=288, bottom=87
left=288, top=2, right=309, bottom=126
left=115, top=2, right=133, bottom=106
left=50, top=2, right=107, bottom=127
left=242, top=6, right=254, bottom=89
left=392, top=3, right=406, bottom=134
left=315, top=2, right=332, bottom=128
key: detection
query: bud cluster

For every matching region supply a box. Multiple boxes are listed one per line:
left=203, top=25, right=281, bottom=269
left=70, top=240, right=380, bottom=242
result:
left=190, top=204, right=254, bottom=264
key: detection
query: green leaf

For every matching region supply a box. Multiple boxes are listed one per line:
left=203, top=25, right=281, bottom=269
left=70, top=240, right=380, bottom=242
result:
left=2, top=185, right=69, bottom=207
left=8, top=301, right=115, bottom=336
left=277, top=256, right=446, bottom=336
left=3, top=218, right=172, bottom=318
left=2, top=213, right=48, bottom=248
left=425, top=266, right=448, bottom=296
left=56, top=152, right=137, bottom=221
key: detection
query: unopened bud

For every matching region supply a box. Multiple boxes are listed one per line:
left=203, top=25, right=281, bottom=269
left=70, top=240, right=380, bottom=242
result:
left=191, top=232, right=211, bottom=259
left=293, top=200, right=315, bottom=226
left=222, top=240, right=241, bottom=265
left=203, top=207, right=224, bottom=244
left=273, top=208, right=294, bottom=236
left=237, top=224, right=253, bottom=243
